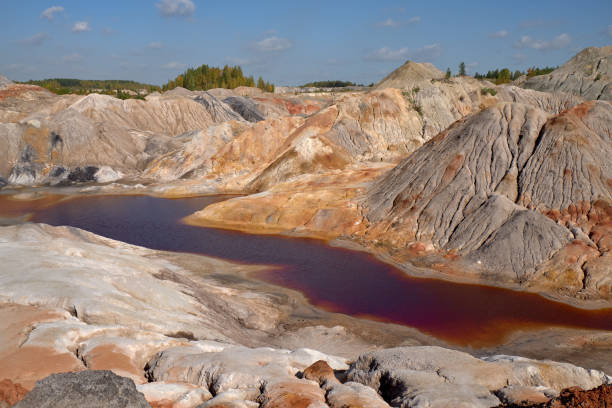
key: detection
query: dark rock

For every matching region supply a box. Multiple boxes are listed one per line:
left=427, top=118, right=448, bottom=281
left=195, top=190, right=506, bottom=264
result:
left=49, top=131, right=63, bottom=153
left=67, top=166, right=99, bottom=183
left=8, top=145, right=42, bottom=185
left=18, top=145, right=35, bottom=163
left=13, top=370, right=151, bottom=408
left=223, top=96, right=265, bottom=122
left=0, top=177, right=7, bottom=189
left=49, top=166, right=66, bottom=178
left=46, top=166, right=68, bottom=186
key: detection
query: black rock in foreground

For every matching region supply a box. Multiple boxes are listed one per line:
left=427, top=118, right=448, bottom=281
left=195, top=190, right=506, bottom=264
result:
left=13, top=370, right=150, bottom=408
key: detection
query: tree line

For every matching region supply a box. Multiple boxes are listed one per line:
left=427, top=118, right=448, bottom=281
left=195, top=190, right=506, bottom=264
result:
left=161, top=64, right=274, bottom=93
left=443, top=63, right=557, bottom=85
left=473, top=66, right=557, bottom=84
left=21, top=78, right=160, bottom=96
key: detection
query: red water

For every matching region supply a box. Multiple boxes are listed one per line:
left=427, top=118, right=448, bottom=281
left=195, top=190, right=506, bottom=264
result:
left=3, top=194, right=611, bottom=346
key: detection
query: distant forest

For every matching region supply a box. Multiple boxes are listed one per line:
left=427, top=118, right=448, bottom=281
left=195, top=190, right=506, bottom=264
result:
left=162, top=64, right=274, bottom=93
left=21, top=78, right=160, bottom=99
left=473, top=66, right=557, bottom=84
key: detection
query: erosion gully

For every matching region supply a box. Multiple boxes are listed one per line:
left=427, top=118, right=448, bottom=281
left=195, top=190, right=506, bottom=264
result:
left=2, top=194, right=611, bottom=346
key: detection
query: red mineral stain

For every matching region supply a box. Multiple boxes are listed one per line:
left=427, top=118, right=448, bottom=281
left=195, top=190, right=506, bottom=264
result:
left=2, top=194, right=611, bottom=348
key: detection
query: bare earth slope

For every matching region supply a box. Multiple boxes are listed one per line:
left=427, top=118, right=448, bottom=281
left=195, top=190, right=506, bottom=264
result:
left=365, top=100, right=612, bottom=300
left=182, top=88, right=608, bottom=301
left=520, top=45, right=612, bottom=101
left=0, top=91, right=247, bottom=185
left=375, top=60, right=445, bottom=90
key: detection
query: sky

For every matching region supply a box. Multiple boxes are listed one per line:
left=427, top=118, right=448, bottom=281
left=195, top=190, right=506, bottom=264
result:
left=1, top=0, right=611, bottom=86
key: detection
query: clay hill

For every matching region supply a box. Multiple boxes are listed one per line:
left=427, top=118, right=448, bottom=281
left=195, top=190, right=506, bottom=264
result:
left=519, top=45, right=612, bottom=101
left=364, top=100, right=612, bottom=299
left=375, top=60, right=445, bottom=90
left=1, top=47, right=612, bottom=407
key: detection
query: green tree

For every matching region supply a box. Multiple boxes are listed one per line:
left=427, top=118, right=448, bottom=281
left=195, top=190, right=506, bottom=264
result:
left=496, top=68, right=511, bottom=84
left=459, top=62, right=466, bottom=76
left=445, top=68, right=451, bottom=79
left=257, top=76, right=265, bottom=90
left=160, top=64, right=273, bottom=92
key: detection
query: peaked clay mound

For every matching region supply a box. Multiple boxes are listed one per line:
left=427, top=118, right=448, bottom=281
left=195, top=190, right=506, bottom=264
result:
left=520, top=45, right=612, bottom=101
left=375, top=60, right=445, bottom=90
left=365, top=100, right=612, bottom=300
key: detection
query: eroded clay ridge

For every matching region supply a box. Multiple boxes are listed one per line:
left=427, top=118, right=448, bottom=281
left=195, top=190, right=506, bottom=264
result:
left=519, top=45, right=612, bottom=101
left=0, top=61, right=584, bottom=195
left=365, top=100, right=612, bottom=298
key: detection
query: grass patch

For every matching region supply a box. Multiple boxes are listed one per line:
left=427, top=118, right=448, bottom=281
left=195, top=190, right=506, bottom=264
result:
left=481, top=87, right=497, bottom=96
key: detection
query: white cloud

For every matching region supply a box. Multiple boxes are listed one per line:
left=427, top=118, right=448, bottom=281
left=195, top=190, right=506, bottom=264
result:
left=148, top=41, right=164, bottom=49
left=366, top=46, right=410, bottom=61
left=253, top=36, right=293, bottom=52
left=377, top=16, right=419, bottom=27
left=379, top=18, right=399, bottom=27
left=19, top=33, right=49, bottom=46
left=156, top=0, right=195, bottom=18
left=63, top=53, right=83, bottom=63
left=162, top=62, right=186, bottom=69
left=514, top=33, right=570, bottom=50
left=489, top=30, right=508, bottom=38
left=365, top=43, right=441, bottom=62
left=72, top=21, right=91, bottom=33
left=41, top=6, right=64, bottom=20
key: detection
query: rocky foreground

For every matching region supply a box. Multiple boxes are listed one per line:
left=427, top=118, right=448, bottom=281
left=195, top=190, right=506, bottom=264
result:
left=0, top=222, right=611, bottom=408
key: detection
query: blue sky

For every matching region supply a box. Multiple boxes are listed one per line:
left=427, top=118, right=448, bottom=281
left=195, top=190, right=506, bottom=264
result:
left=1, top=0, right=611, bottom=86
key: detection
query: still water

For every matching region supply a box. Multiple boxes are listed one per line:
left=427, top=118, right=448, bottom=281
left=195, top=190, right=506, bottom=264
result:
left=3, top=194, right=611, bottom=346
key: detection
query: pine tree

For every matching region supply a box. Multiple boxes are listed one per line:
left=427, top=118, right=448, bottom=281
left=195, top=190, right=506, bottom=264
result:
left=161, top=64, right=273, bottom=92
left=459, top=62, right=466, bottom=76
left=445, top=68, right=451, bottom=79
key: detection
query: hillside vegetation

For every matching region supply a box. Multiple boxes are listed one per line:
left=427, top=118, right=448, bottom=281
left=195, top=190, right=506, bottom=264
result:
left=162, top=64, right=274, bottom=92
left=474, top=66, right=556, bottom=84
left=21, top=78, right=160, bottom=97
